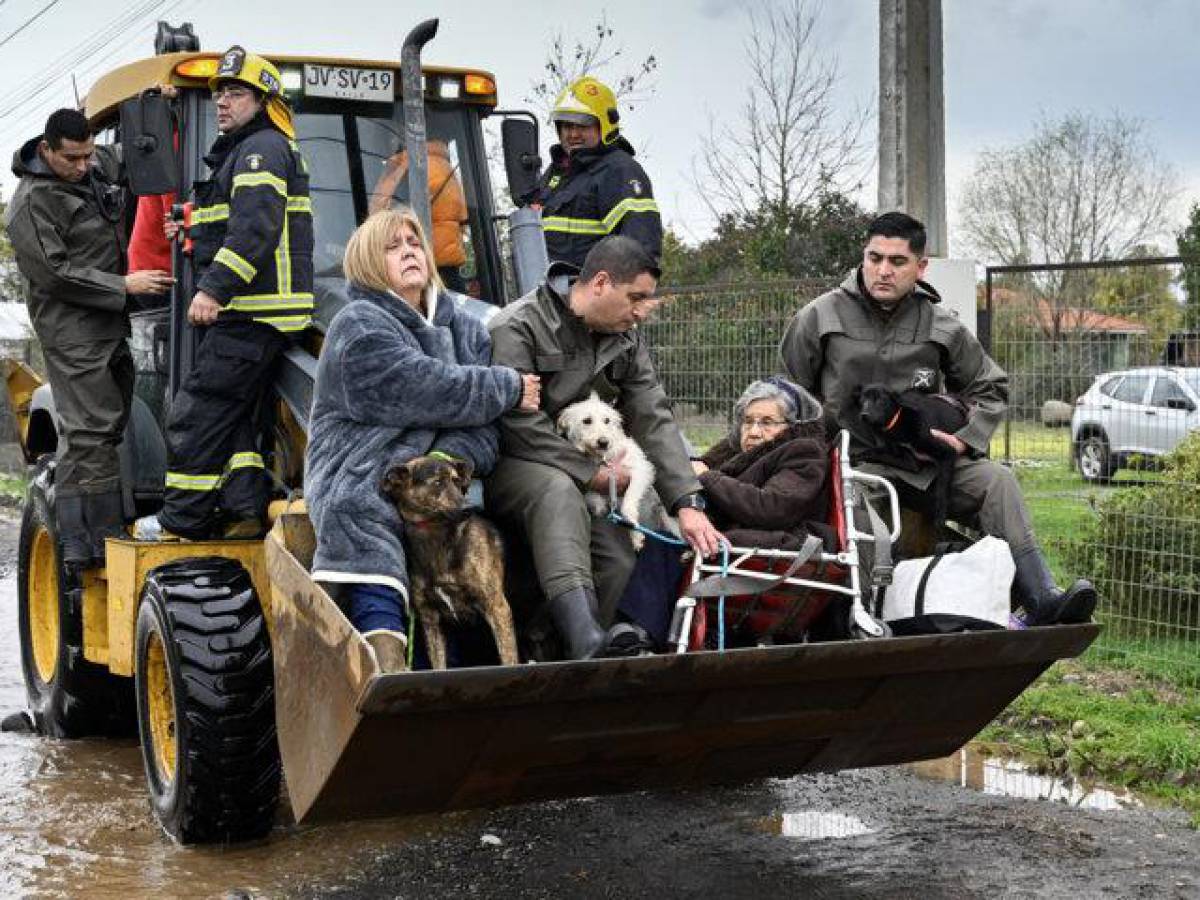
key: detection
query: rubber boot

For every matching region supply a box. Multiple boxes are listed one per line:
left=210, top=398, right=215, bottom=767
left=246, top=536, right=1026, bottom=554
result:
left=55, top=495, right=92, bottom=573
left=83, top=491, right=126, bottom=564
left=548, top=586, right=609, bottom=660
left=1012, top=546, right=1098, bottom=626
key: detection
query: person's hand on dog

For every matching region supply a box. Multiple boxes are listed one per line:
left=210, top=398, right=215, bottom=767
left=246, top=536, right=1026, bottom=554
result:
left=678, top=508, right=725, bottom=559
left=588, top=447, right=632, bottom=494
left=517, top=372, right=541, bottom=411
left=930, top=429, right=967, bottom=456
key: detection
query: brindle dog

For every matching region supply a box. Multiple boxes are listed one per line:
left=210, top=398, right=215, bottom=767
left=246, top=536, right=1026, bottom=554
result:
left=382, top=456, right=519, bottom=669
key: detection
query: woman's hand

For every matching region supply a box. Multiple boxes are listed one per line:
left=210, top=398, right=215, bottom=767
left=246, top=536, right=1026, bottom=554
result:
left=518, top=372, right=541, bottom=411
left=691, top=460, right=709, bottom=475
left=677, top=508, right=725, bottom=559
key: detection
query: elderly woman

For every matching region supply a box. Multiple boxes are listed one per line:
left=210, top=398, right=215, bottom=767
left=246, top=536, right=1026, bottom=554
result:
left=305, top=207, right=539, bottom=670
left=691, top=377, right=831, bottom=550
left=617, top=377, right=830, bottom=647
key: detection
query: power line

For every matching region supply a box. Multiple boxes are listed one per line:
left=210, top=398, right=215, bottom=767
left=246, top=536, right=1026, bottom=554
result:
left=0, top=0, right=60, bottom=52
left=0, top=0, right=168, bottom=113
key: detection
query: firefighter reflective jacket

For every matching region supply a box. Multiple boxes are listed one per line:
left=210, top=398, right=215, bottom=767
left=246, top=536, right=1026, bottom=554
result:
left=191, top=111, right=313, bottom=333
left=532, top=136, right=662, bottom=268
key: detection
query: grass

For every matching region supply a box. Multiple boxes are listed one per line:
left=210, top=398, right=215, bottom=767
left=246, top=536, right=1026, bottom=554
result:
left=979, top=658, right=1200, bottom=827
left=0, top=473, right=24, bottom=503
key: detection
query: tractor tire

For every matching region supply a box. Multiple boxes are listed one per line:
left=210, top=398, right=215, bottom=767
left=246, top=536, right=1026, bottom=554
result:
left=17, top=458, right=134, bottom=738
left=1076, top=433, right=1114, bottom=484
left=134, top=557, right=280, bottom=844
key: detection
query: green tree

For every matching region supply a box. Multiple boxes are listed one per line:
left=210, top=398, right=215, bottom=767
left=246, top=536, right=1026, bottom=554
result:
left=662, top=188, right=869, bottom=285
left=1176, top=202, right=1200, bottom=329
left=0, top=190, right=23, bottom=302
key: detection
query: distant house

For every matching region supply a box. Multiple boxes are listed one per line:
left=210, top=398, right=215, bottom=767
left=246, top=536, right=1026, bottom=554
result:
left=988, top=287, right=1150, bottom=372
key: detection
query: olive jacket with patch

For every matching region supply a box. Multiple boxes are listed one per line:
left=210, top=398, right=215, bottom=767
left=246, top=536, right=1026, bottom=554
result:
left=487, top=262, right=699, bottom=509
left=779, top=268, right=1008, bottom=490
left=6, top=138, right=128, bottom=348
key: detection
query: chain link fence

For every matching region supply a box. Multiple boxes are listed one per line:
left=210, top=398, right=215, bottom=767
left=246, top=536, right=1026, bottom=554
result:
left=643, top=279, right=828, bottom=448
left=985, top=257, right=1199, bottom=688
left=645, top=265, right=1199, bottom=688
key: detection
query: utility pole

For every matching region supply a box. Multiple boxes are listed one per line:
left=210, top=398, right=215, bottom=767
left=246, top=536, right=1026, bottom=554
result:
left=878, top=0, right=947, bottom=257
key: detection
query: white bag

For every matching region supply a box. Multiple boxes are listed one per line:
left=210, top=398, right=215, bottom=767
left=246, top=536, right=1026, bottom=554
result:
left=880, top=536, right=1014, bottom=629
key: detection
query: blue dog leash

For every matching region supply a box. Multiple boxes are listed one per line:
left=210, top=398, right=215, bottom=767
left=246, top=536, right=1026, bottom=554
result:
left=605, top=477, right=733, bottom=649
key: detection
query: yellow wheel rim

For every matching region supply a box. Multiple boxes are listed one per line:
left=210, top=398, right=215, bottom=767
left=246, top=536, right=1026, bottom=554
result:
left=145, top=631, right=177, bottom=786
left=28, top=526, right=60, bottom=685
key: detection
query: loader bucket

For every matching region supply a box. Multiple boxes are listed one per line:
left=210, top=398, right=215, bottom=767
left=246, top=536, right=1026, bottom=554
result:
left=264, top=514, right=1098, bottom=825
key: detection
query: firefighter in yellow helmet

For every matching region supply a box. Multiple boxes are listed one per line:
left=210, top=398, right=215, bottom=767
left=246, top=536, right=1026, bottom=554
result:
left=135, top=46, right=313, bottom=541
left=529, top=76, right=662, bottom=269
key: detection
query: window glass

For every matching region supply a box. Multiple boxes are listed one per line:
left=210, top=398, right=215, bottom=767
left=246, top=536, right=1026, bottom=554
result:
left=1099, top=376, right=1124, bottom=399
left=1112, top=374, right=1149, bottom=404
left=1150, top=376, right=1189, bottom=408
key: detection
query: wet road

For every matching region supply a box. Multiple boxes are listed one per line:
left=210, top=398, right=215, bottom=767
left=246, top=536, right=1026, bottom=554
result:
left=0, top=512, right=1197, bottom=899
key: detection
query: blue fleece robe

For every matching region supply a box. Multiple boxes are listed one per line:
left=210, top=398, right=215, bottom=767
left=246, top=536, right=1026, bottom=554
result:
left=305, top=283, right=521, bottom=599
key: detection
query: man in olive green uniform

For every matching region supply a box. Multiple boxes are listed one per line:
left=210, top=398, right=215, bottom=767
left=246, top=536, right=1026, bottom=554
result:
left=487, top=236, right=723, bottom=658
left=780, top=211, right=1095, bottom=626
left=6, top=109, right=172, bottom=570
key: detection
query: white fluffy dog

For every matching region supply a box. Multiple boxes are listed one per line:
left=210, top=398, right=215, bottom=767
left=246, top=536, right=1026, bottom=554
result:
left=557, top=392, right=655, bottom=550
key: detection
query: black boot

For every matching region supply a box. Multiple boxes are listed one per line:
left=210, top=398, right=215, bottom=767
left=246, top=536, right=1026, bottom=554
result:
left=548, top=586, right=609, bottom=659
left=54, top=495, right=92, bottom=572
left=1012, top=546, right=1098, bottom=626
left=83, top=491, right=126, bottom=563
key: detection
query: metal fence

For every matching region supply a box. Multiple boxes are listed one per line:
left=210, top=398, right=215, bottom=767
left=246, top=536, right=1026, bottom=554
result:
left=644, top=264, right=1200, bottom=688
left=644, top=279, right=828, bottom=448
left=985, top=257, right=1199, bottom=687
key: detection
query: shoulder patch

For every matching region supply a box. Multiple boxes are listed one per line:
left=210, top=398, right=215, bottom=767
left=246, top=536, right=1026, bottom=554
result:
left=246, top=153, right=264, bottom=171
left=629, top=178, right=643, bottom=196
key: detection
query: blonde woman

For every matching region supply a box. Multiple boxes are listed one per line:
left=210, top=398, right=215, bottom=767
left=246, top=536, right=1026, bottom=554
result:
left=304, top=207, right=539, bottom=670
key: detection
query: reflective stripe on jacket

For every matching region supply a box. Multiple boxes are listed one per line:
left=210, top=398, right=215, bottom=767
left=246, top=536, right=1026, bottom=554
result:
left=533, top=137, right=662, bottom=268
left=191, top=113, right=314, bottom=333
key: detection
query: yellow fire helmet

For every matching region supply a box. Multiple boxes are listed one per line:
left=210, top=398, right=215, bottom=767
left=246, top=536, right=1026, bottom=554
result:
left=209, top=45, right=295, bottom=138
left=551, top=76, right=620, bottom=145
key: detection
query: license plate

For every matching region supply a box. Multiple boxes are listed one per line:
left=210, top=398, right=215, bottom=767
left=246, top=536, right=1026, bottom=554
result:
left=302, top=65, right=394, bottom=103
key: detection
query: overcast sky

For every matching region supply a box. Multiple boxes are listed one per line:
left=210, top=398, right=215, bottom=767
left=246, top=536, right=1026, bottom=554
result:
left=0, top=0, right=1196, bottom=258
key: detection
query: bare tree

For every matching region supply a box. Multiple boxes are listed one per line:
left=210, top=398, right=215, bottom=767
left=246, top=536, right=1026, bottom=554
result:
left=693, top=0, right=870, bottom=221
left=961, top=112, right=1180, bottom=347
left=526, top=16, right=658, bottom=116
left=958, top=112, right=1179, bottom=266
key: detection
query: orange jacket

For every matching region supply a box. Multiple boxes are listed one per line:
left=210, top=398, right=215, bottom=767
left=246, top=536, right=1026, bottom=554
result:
left=369, top=140, right=467, bottom=267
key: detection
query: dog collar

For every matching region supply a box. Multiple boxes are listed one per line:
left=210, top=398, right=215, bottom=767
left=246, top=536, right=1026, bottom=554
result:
left=883, top=409, right=902, bottom=432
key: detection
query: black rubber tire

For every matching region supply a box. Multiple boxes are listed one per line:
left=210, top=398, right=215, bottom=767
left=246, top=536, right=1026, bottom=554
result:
left=134, top=557, right=280, bottom=844
left=16, top=458, right=134, bottom=738
left=1076, top=432, right=1114, bottom=484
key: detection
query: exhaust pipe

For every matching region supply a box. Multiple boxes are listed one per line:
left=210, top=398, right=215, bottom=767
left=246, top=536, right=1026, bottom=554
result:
left=400, top=18, right=439, bottom=241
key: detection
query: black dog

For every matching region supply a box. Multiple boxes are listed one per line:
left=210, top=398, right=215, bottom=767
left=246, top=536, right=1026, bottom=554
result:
left=853, top=383, right=969, bottom=529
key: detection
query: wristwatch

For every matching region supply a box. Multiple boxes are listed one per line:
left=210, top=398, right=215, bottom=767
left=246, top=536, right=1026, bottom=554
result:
left=672, top=492, right=707, bottom=514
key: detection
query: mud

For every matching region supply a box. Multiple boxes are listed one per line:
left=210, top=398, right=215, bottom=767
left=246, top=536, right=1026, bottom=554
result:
left=0, top=510, right=1197, bottom=899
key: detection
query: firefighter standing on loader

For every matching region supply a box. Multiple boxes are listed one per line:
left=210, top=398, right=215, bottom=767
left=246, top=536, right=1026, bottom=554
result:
left=135, top=46, right=313, bottom=540
left=530, top=76, right=663, bottom=268
left=6, top=108, right=173, bottom=570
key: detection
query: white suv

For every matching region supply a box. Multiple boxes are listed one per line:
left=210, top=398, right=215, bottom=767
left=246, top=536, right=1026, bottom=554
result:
left=1070, top=367, right=1200, bottom=483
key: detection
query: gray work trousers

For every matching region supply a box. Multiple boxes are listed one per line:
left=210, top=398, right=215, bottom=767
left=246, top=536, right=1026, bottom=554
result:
left=875, top=456, right=1035, bottom=555
left=41, top=338, right=134, bottom=497
left=485, top=456, right=638, bottom=626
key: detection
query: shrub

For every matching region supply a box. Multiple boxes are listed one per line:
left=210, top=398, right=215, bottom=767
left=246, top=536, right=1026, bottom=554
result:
left=1066, top=432, right=1200, bottom=640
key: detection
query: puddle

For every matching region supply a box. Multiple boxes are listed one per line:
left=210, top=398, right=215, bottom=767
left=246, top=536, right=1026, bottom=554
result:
left=909, top=745, right=1143, bottom=811
left=754, top=810, right=876, bottom=841
left=0, top=570, right=479, bottom=898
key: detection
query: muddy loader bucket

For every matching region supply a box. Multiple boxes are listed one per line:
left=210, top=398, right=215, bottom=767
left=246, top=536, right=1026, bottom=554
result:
left=264, top=515, right=1097, bottom=825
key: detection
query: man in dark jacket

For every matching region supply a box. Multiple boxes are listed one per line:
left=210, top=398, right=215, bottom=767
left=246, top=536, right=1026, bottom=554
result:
left=136, top=46, right=313, bottom=541
left=529, top=76, right=662, bottom=269
left=6, top=108, right=172, bottom=569
left=487, top=236, right=722, bottom=659
left=780, top=211, right=1096, bottom=627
